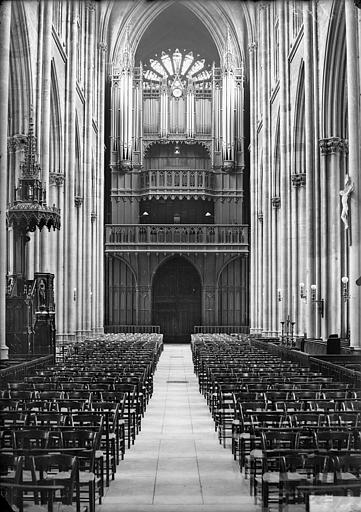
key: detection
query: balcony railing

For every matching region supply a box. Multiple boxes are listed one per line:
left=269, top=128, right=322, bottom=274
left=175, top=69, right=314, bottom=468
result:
left=105, top=224, right=249, bottom=253
left=140, top=169, right=213, bottom=193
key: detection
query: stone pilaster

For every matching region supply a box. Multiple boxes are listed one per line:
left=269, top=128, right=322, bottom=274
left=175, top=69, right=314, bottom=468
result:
left=0, top=1, right=12, bottom=359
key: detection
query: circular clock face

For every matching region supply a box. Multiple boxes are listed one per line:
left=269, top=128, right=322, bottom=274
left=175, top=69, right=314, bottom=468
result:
left=172, top=87, right=182, bottom=98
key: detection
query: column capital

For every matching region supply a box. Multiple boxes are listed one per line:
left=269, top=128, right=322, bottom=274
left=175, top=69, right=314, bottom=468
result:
left=90, top=211, right=97, bottom=223
left=271, top=196, right=281, bottom=208
left=98, top=42, right=108, bottom=53
left=86, top=1, right=96, bottom=12
left=319, top=137, right=349, bottom=155
left=49, top=172, right=65, bottom=186
left=257, top=210, right=264, bottom=222
left=258, top=2, right=269, bottom=11
left=248, top=42, right=258, bottom=53
left=291, top=173, right=306, bottom=187
left=74, top=196, right=84, bottom=208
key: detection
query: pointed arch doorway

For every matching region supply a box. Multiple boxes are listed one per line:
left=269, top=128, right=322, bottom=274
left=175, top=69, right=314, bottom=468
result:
left=152, top=257, right=201, bottom=343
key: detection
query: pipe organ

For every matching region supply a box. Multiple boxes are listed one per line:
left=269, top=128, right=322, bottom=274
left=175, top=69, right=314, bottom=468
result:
left=106, top=34, right=249, bottom=337
left=110, top=42, right=244, bottom=174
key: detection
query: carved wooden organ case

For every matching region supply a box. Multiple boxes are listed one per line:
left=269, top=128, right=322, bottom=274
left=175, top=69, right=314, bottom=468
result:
left=109, top=39, right=245, bottom=181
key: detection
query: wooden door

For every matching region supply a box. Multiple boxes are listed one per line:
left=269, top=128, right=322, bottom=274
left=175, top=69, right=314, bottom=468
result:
left=152, top=257, right=201, bottom=342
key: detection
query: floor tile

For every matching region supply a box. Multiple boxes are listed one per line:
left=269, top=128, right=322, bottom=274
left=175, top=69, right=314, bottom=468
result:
left=99, top=344, right=259, bottom=512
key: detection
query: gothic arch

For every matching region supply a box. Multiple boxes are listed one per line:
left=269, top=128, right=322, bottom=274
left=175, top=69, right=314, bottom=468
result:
left=293, top=61, right=305, bottom=173
left=273, top=112, right=280, bottom=198
left=150, top=254, right=203, bottom=289
left=8, top=1, right=33, bottom=136
left=108, top=0, right=247, bottom=68
left=322, top=0, right=347, bottom=138
left=74, top=115, right=81, bottom=197
left=50, top=61, right=63, bottom=175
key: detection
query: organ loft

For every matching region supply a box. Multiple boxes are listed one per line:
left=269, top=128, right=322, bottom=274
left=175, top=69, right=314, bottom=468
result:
left=106, top=28, right=248, bottom=341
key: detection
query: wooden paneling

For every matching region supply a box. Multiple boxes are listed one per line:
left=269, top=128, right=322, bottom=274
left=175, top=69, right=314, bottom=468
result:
left=106, top=257, right=136, bottom=326
left=218, top=257, right=248, bottom=326
left=152, top=257, right=201, bottom=342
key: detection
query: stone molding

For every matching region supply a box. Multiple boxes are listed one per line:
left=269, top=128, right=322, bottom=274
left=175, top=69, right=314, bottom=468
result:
left=98, top=42, right=108, bottom=53
left=319, top=137, right=348, bottom=155
left=291, top=173, right=306, bottom=187
left=74, top=196, right=84, bottom=208
left=271, top=196, right=281, bottom=208
left=49, top=172, right=65, bottom=186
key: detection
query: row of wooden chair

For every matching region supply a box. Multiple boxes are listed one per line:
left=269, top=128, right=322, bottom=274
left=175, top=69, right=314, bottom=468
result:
left=1, top=333, right=163, bottom=512
left=191, top=334, right=361, bottom=511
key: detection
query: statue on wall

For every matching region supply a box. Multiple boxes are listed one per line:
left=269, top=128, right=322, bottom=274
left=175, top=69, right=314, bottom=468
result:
left=339, top=174, right=354, bottom=230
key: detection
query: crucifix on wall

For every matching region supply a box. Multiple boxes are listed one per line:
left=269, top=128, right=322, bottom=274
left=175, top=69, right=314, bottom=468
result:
left=339, top=174, right=354, bottom=245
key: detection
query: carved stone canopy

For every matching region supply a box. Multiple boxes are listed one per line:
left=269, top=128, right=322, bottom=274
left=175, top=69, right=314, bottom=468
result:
left=7, top=116, right=61, bottom=233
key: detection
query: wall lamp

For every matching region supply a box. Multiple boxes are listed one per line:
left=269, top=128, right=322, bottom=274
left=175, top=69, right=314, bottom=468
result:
left=299, top=282, right=307, bottom=300
left=277, top=288, right=282, bottom=302
left=310, top=284, right=324, bottom=317
left=141, top=211, right=149, bottom=217
left=341, top=276, right=350, bottom=301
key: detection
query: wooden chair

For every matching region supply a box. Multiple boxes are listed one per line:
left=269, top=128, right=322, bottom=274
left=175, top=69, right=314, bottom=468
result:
left=30, top=454, right=80, bottom=512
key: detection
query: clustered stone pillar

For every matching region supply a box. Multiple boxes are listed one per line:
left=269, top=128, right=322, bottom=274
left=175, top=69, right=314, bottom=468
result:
left=63, top=1, right=78, bottom=342
left=278, top=1, right=289, bottom=336
left=97, top=41, right=107, bottom=334
left=39, top=0, right=53, bottom=274
left=83, top=1, right=95, bottom=337
left=0, top=1, right=12, bottom=359
left=345, top=0, right=361, bottom=350
left=260, top=2, right=271, bottom=336
left=248, top=41, right=258, bottom=334
left=303, top=2, right=316, bottom=339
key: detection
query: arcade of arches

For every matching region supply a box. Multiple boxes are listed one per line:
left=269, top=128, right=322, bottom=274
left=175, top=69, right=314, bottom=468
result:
left=1, top=0, right=361, bottom=357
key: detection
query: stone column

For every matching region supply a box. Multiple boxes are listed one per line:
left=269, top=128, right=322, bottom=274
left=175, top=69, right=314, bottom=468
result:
left=292, top=174, right=307, bottom=334
left=260, top=2, right=271, bottom=336
left=278, top=0, right=289, bottom=336
left=54, top=175, right=65, bottom=340
left=97, top=42, right=107, bottom=334
left=345, top=0, right=361, bottom=349
left=319, top=138, right=347, bottom=337
left=0, top=1, right=11, bottom=359
left=63, top=2, right=78, bottom=341
left=76, top=197, right=84, bottom=340
left=271, top=198, right=280, bottom=335
left=303, top=3, right=316, bottom=338
left=39, top=0, right=53, bottom=273
left=248, top=42, right=258, bottom=333
left=83, top=1, right=95, bottom=337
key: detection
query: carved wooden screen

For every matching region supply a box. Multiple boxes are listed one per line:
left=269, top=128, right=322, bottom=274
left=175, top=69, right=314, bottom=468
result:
left=218, top=257, right=248, bottom=326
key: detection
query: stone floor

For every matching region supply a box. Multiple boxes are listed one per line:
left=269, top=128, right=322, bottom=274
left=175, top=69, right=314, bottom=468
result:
left=97, top=343, right=260, bottom=512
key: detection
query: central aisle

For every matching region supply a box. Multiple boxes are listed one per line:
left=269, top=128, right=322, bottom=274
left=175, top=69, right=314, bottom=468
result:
left=99, top=344, right=259, bottom=511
